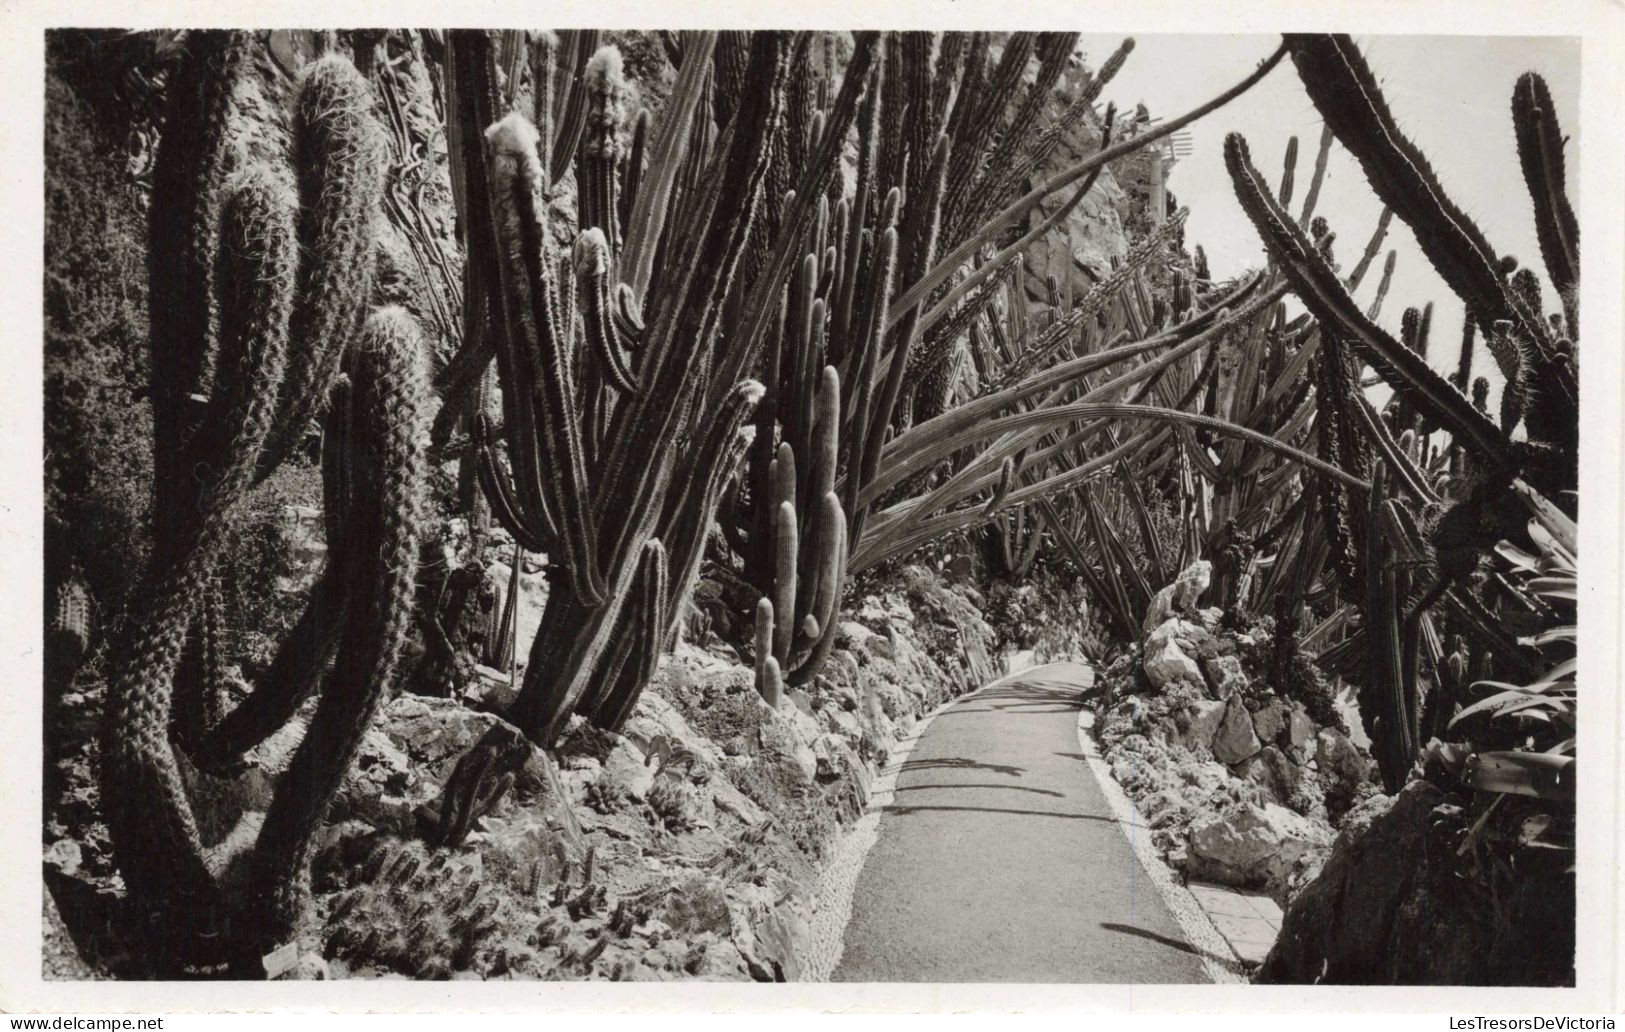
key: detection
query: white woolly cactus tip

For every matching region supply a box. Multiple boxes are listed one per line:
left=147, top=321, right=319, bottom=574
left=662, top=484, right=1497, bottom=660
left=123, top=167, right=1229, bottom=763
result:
left=739, top=380, right=767, bottom=407
left=573, top=228, right=611, bottom=276
left=485, top=112, right=541, bottom=157
left=584, top=44, right=626, bottom=94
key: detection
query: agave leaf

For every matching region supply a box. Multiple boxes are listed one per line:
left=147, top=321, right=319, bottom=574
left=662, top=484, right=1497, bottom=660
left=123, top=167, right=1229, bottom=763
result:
left=1519, top=625, right=1577, bottom=648
left=1466, top=750, right=1574, bottom=801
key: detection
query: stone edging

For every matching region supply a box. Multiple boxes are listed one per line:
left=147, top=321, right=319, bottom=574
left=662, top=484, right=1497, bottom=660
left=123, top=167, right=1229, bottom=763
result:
left=1074, top=707, right=1249, bottom=985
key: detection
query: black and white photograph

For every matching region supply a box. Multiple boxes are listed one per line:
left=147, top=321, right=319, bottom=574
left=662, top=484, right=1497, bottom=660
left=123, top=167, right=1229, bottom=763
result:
left=11, top=0, right=1624, bottom=1014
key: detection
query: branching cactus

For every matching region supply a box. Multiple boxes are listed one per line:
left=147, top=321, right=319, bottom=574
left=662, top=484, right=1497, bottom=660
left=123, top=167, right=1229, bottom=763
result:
left=98, top=35, right=427, bottom=974
left=446, top=30, right=796, bottom=746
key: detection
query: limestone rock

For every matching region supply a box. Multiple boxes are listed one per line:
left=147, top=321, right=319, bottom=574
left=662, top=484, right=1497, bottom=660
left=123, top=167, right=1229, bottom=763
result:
left=1201, top=652, right=1248, bottom=699
left=1187, top=802, right=1331, bottom=891
left=1211, top=694, right=1262, bottom=765
left=1142, top=560, right=1213, bottom=634
left=600, top=738, right=657, bottom=802
left=1251, top=697, right=1290, bottom=745
left=1285, top=705, right=1318, bottom=762
left=1173, top=698, right=1226, bottom=753
left=1315, top=727, right=1370, bottom=784
left=1142, top=618, right=1207, bottom=690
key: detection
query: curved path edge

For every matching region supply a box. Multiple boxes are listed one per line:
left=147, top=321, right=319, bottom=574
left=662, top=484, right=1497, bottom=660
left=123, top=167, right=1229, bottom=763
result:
left=1073, top=705, right=1246, bottom=984
left=803, top=692, right=963, bottom=982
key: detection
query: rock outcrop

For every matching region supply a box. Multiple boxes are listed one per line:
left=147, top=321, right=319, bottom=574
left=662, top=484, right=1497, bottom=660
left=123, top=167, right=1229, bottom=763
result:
left=1090, top=562, right=1380, bottom=900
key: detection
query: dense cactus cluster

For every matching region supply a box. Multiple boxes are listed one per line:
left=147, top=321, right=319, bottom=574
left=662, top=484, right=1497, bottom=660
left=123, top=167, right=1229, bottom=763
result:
left=95, top=34, right=430, bottom=972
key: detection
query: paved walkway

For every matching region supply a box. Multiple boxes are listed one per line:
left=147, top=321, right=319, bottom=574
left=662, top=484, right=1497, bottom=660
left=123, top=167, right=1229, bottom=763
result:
left=831, top=663, right=1217, bottom=983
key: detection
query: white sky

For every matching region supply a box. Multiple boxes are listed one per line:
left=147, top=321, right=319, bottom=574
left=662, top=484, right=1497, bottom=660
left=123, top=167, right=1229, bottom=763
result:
left=1076, top=33, right=1581, bottom=392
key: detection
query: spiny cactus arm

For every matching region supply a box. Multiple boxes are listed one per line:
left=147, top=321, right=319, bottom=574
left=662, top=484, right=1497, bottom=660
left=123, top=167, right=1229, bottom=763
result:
left=574, top=229, right=638, bottom=393
left=787, top=492, right=848, bottom=685
left=919, top=107, right=1120, bottom=338
left=550, top=30, right=603, bottom=184
left=860, top=132, right=950, bottom=491
left=833, top=58, right=884, bottom=354
left=889, top=41, right=1288, bottom=328
left=754, top=596, right=775, bottom=690
left=473, top=413, right=555, bottom=553
left=1277, top=135, right=1299, bottom=210
left=485, top=114, right=604, bottom=604
left=842, top=224, right=900, bottom=535
left=1299, top=124, right=1334, bottom=226
left=576, top=46, right=628, bottom=247
left=1284, top=34, right=1548, bottom=353
left=620, top=108, right=650, bottom=242
left=255, top=54, right=388, bottom=484
left=983, top=457, right=1018, bottom=517
left=245, top=307, right=428, bottom=945
left=594, top=34, right=787, bottom=533
left=965, top=33, right=1080, bottom=208
left=771, top=500, right=799, bottom=665
left=971, top=38, right=1134, bottom=240
left=759, top=655, right=784, bottom=708
left=529, top=30, right=558, bottom=162
left=864, top=282, right=1279, bottom=506
left=1512, top=72, right=1579, bottom=331
left=852, top=398, right=1367, bottom=574
left=182, top=168, right=298, bottom=519
left=1225, top=132, right=1517, bottom=474
left=706, top=33, right=879, bottom=416
left=103, top=169, right=299, bottom=925
left=941, top=32, right=1035, bottom=219
left=148, top=30, right=251, bottom=542
left=595, top=538, right=670, bottom=731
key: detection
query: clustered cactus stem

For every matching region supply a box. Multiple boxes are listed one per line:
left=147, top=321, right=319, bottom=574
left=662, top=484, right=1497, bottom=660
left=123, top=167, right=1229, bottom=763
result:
left=99, top=35, right=428, bottom=974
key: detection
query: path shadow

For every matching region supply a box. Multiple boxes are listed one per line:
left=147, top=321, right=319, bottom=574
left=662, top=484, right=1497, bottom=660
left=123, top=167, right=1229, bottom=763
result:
left=882, top=803, right=1124, bottom=824
left=939, top=679, right=1091, bottom=716
left=900, top=756, right=1026, bottom=778
left=1100, top=922, right=1248, bottom=979
left=893, top=781, right=1064, bottom=798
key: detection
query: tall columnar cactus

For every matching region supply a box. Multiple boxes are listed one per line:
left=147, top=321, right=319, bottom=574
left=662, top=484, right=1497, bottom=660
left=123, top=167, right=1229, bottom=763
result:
left=99, top=39, right=426, bottom=973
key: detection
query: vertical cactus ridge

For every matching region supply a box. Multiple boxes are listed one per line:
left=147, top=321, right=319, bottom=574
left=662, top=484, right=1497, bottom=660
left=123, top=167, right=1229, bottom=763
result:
left=102, top=39, right=432, bottom=969
left=772, top=500, right=799, bottom=664
left=594, top=538, right=669, bottom=730
left=189, top=168, right=298, bottom=518
left=659, top=383, right=763, bottom=654
left=1512, top=71, right=1579, bottom=332
left=573, top=228, right=638, bottom=393
left=485, top=114, right=604, bottom=604
left=577, top=45, right=628, bottom=249
left=1224, top=132, right=1515, bottom=474
left=528, top=30, right=558, bottom=168
left=549, top=30, right=603, bottom=184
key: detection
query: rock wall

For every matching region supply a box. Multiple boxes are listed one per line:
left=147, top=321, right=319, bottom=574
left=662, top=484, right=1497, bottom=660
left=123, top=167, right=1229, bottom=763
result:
left=1088, top=562, right=1380, bottom=902
left=1256, top=781, right=1575, bottom=986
